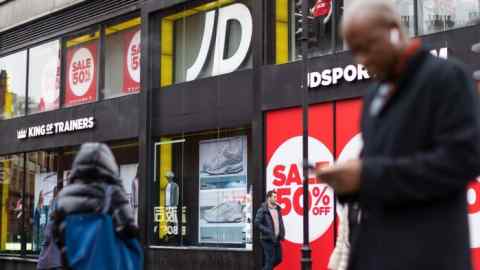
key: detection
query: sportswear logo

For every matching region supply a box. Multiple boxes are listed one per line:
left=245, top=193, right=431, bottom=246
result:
left=186, top=3, right=252, bottom=81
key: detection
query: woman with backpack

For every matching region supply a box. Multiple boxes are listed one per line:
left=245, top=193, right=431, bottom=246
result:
left=51, top=142, right=141, bottom=270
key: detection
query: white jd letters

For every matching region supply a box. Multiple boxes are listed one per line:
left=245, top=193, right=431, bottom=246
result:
left=186, top=10, right=216, bottom=81
left=430, top=47, right=448, bottom=59
left=186, top=3, right=252, bottom=82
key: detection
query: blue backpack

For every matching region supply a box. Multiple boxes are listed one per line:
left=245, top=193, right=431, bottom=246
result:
left=63, top=186, right=143, bottom=270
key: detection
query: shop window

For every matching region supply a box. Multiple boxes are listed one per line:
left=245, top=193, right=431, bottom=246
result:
left=339, top=0, right=415, bottom=44
left=275, top=0, right=415, bottom=64
left=64, top=31, right=100, bottom=107
left=418, top=0, right=480, bottom=35
left=0, top=51, right=27, bottom=119
left=275, top=0, right=336, bottom=64
left=159, top=0, right=253, bottom=86
left=111, top=143, right=140, bottom=225
left=25, top=151, right=58, bottom=254
left=28, top=40, right=61, bottom=115
left=104, top=18, right=141, bottom=99
left=0, top=154, right=25, bottom=252
left=152, top=129, right=253, bottom=249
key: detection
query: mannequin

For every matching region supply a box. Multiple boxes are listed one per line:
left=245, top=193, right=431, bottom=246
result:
left=131, top=169, right=139, bottom=225
left=165, top=171, right=179, bottom=207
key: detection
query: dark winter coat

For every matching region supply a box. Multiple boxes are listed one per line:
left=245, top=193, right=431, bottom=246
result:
left=254, top=202, right=285, bottom=242
left=52, top=143, right=138, bottom=261
left=348, top=48, right=480, bottom=270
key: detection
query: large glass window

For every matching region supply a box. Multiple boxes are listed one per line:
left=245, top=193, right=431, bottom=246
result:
left=104, top=18, right=141, bottom=99
left=152, top=129, right=252, bottom=249
left=28, top=41, right=61, bottom=115
left=0, top=154, right=25, bottom=253
left=64, top=31, right=99, bottom=107
left=395, top=0, right=415, bottom=37
left=275, top=0, right=416, bottom=64
left=111, top=143, right=140, bottom=225
left=292, top=0, right=335, bottom=61
left=25, top=151, right=58, bottom=253
left=418, top=0, right=480, bottom=35
left=0, top=141, right=139, bottom=256
left=160, top=0, right=253, bottom=86
left=0, top=15, right=143, bottom=118
left=0, top=51, right=27, bottom=119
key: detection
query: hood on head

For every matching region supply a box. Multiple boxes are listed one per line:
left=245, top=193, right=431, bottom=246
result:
left=69, top=142, right=120, bottom=184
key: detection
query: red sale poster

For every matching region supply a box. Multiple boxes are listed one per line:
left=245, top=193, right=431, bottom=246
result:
left=468, top=179, right=480, bottom=269
left=65, top=43, right=97, bottom=107
left=266, top=104, right=335, bottom=270
left=335, top=99, right=363, bottom=161
left=123, top=29, right=141, bottom=93
left=266, top=98, right=480, bottom=270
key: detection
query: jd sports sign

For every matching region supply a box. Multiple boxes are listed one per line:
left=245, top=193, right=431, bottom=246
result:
left=185, top=3, right=252, bottom=81
left=308, top=64, right=371, bottom=88
left=307, top=47, right=448, bottom=89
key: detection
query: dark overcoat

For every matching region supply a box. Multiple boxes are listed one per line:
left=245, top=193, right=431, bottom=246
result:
left=348, top=48, right=480, bottom=270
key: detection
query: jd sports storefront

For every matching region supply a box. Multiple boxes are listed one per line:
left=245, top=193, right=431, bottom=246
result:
left=1, top=0, right=480, bottom=269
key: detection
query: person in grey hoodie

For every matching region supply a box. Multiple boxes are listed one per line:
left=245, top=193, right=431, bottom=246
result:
left=52, top=142, right=138, bottom=267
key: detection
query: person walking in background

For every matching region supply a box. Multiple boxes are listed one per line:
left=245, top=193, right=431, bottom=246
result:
left=254, top=190, right=285, bottom=270
left=316, top=0, right=480, bottom=269
left=33, top=191, right=48, bottom=252
left=37, top=186, right=63, bottom=270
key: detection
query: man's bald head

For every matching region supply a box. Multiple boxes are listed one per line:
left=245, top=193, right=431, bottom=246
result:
left=342, top=0, right=403, bottom=36
left=341, top=0, right=408, bottom=80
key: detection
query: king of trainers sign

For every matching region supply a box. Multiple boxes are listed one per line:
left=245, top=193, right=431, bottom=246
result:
left=307, top=47, right=448, bottom=89
left=16, top=116, right=95, bottom=140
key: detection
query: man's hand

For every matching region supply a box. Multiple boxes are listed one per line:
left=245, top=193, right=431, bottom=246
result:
left=316, top=159, right=362, bottom=195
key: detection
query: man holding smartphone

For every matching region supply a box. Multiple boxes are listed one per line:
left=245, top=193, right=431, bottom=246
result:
left=317, top=0, right=480, bottom=269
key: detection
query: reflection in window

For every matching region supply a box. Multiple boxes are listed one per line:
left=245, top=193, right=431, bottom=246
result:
left=104, top=18, right=141, bottom=99
left=291, top=0, right=334, bottom=60
left=395, top=0, right=415, bottom=37
left=28, top=41, right=61, bottom=115
left=152, top=129, right=252, bottom=249
left=26, top=152, right=58, bottom=253
left=110, top=143, right=140, bottom=226
left=0, top=154, right=25, bottom=252
left=64, top=32, right=99, bottom=107
left=339, top=0, right=414, bottom=50
left=276, top=0, right=416, bottom=63
left=418, top=0, right=480, bottom=35
left=0, top=51, right=27, bottom=119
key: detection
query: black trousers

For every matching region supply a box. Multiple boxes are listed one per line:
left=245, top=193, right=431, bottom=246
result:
left=261, top=240, right=282, bottom=270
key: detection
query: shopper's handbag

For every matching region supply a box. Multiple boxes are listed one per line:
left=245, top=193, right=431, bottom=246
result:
left=63, top=186, right=143, bottom=270
left=37, top=222, right=63, bottom=270
left=328, top=204, right=350, bottom=270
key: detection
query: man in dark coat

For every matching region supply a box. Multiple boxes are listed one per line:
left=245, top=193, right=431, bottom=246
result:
left=316, top=0, right=480, bottom=269
left=255, top=190, right=286, bottom=270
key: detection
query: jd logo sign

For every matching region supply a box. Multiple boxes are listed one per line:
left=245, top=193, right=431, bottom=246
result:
left=186, top=3, right=252, bottom=81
